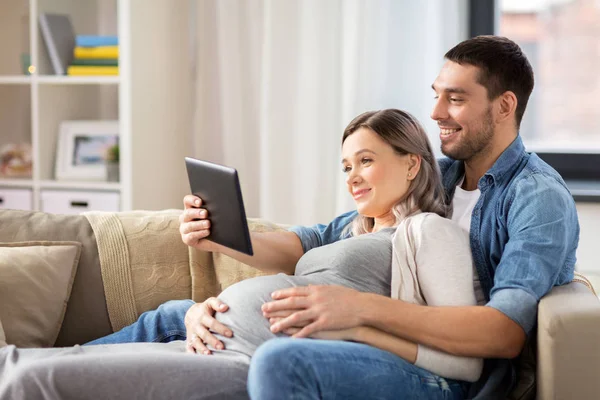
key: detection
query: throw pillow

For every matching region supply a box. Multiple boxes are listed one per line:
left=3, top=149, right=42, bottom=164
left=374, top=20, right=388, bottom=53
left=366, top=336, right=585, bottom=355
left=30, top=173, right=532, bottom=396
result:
left=0, top=241, right=82, bottom=348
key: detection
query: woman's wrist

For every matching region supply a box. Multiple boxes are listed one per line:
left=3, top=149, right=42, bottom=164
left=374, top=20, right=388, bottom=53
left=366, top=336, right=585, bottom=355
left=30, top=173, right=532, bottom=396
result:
left=352, top=326, right=369, bottom=342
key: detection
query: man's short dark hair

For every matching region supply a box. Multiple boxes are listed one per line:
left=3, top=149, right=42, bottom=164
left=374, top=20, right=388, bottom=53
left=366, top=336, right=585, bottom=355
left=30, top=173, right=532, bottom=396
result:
left=445, top=35, right=534, bottom=129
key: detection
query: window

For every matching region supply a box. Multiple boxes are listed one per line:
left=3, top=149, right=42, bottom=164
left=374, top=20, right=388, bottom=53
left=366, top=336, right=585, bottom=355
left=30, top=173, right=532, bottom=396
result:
left=470, top=0, right=600, bottom=201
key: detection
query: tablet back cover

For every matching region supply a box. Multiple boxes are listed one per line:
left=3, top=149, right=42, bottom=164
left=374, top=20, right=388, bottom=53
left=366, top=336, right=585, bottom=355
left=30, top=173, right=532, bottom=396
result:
left=185, top=157, right=253, bottom=256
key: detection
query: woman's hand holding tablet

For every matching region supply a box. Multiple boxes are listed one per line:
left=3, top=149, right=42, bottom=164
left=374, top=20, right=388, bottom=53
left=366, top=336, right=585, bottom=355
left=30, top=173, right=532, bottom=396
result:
left=183, top=157, right=254, bottom=256
left=179, top=194, right=220, bottom=252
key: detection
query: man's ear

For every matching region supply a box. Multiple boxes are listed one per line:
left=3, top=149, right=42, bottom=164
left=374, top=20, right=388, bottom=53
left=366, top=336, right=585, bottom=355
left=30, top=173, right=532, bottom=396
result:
left=496, top=91, right=518, bottom=125
left=407, top=154, right=421, bottom=181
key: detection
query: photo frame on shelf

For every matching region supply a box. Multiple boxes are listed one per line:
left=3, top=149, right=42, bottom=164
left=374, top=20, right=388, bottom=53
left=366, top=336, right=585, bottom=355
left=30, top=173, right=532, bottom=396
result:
left=55, top=120, right=119, bottom=181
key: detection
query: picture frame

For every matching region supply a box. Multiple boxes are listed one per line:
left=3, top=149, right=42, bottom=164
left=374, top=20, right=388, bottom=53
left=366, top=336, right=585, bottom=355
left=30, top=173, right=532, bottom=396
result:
left=55, top=120, right=119, bottom=181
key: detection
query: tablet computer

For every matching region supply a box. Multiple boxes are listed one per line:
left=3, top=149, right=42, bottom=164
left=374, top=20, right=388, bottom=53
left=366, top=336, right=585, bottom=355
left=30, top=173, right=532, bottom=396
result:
left=184, top=157, right=253, bottom=256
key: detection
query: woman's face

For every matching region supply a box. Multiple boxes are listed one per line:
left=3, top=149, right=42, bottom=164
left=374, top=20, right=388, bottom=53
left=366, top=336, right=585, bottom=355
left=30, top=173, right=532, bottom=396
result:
left=341, top=127, right=414, bottom=221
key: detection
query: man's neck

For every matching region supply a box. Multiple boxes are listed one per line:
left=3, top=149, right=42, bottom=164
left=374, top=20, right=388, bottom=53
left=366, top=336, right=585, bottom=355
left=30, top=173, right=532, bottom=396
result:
left=462, top=156, right=492, bottom=190
left=462, top=129, right=517, bottom=191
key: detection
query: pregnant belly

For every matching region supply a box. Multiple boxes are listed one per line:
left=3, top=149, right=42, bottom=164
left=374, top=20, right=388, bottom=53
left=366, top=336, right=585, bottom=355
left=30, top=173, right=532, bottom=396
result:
left=214, top=273, right=309, bottom=357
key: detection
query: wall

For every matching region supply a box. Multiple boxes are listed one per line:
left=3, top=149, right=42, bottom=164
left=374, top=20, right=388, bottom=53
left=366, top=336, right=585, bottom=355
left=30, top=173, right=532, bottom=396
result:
left=575, top=202, right=600, bottom=275
left=126, top=0, right=194, bottom=210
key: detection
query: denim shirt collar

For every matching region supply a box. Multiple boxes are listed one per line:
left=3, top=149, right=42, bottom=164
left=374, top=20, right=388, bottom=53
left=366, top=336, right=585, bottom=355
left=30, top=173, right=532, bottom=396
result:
left=483, top=135, right=526, bottom=188
left=442, top=135, right=526, bottom=199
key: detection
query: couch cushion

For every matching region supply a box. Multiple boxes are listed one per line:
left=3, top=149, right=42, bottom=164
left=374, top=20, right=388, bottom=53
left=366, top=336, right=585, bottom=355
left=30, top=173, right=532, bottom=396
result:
left=0, top=210, right=111, bottom=346
left=0, top=241, right=81, bottom=347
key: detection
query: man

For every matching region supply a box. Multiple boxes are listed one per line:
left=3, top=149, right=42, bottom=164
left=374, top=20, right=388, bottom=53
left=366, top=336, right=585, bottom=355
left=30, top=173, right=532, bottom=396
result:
left=240, top=35, right=579, bottom=399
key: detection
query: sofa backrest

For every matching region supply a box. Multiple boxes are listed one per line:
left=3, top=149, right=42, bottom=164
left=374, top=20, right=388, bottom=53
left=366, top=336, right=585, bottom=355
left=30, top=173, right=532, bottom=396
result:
left=0, top=209, right=279, bottom=347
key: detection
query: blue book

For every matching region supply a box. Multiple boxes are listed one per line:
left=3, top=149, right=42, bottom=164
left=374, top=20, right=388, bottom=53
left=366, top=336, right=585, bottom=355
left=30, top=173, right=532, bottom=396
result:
left=76, top=35, right=119, bottom=47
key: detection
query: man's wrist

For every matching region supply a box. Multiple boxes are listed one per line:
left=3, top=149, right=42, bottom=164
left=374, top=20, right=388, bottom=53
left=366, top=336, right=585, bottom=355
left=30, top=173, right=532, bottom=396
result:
left=357, top=292, right=387, bottom=326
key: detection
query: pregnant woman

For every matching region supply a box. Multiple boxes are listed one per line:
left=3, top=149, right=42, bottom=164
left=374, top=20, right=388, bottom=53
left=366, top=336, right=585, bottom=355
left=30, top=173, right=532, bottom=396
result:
left=0, top=109, right=481, bottom=400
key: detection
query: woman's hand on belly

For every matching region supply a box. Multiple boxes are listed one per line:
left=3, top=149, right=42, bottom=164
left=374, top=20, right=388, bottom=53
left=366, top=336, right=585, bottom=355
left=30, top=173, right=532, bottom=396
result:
left=262, top=285, right=367, bottom=338
left=185, top=297, right=233, bottom=355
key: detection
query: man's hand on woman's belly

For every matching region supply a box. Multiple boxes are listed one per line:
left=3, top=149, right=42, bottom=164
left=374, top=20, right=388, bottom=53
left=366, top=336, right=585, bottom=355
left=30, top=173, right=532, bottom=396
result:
left=262, top=285, right=366, bottom=338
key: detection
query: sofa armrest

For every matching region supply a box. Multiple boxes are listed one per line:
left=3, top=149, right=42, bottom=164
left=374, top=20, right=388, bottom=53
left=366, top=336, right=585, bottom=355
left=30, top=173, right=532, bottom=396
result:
left=537, top=281, right=600, bottom=400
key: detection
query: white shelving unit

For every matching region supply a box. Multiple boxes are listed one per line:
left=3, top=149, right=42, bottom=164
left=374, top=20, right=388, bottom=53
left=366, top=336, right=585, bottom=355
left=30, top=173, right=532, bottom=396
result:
left=0, top=179, right=33, bottom=188
left=36, top=76, right=121, bottom=85
left=0, top=0, right=193, bottom=213
left=0, top=76, right=32, bottom=84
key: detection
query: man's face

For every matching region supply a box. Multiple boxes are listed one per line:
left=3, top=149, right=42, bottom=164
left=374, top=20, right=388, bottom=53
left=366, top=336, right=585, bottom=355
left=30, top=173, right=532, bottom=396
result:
left=431, top=61, right=496, bottom=161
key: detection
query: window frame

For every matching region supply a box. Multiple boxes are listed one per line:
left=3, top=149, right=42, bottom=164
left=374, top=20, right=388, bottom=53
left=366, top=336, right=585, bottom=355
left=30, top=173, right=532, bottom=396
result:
left=468, top=0, right=600, bottom=202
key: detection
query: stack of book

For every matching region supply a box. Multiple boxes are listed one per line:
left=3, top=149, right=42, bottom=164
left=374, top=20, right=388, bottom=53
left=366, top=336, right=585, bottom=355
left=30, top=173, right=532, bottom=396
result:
left=67, top=35, right=119, bottom=76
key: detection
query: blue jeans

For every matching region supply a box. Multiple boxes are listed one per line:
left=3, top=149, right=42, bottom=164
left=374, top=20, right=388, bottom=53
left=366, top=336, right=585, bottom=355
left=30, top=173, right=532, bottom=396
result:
left=86, top=299, right=195, bottom=344
left=248, top=338, right=468, bottom=400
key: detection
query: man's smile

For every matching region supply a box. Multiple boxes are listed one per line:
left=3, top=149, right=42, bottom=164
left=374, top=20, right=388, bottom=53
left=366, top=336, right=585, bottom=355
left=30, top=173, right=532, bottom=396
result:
left=440, top=127, right=461, bottom=136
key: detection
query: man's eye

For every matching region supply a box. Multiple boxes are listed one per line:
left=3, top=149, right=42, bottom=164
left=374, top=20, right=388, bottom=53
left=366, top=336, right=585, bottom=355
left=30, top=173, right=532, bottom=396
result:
left=450, top=98, right=463, bottom=102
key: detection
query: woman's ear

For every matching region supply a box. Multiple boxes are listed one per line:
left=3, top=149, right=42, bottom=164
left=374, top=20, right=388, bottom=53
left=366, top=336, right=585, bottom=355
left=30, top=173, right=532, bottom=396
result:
left=407, top=154, right=421, bottom=181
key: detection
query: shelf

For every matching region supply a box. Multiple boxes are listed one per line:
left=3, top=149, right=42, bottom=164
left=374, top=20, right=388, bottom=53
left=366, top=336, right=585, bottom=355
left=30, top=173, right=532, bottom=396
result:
left=39, top=180, right=121, bottom=191
left=0, top=76, right=120, bottom=85
left=0, top=76, right=31, bottom=84
left=0, top=178, right=33, bottom=188
left=0, top=1, right=191, bottom=212
left=36, top=76, right=120, bottom=85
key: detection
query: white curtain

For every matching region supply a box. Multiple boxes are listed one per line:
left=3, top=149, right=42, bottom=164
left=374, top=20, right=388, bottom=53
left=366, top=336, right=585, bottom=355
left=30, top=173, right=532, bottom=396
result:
left=191, top=0, right=467, bottom=226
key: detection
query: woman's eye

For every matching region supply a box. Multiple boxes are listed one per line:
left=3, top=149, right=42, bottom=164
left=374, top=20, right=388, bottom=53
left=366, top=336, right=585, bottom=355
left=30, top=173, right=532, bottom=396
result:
left=361, top=158, right=372, bottom=164
left=342, top=166, right=351, bottom=173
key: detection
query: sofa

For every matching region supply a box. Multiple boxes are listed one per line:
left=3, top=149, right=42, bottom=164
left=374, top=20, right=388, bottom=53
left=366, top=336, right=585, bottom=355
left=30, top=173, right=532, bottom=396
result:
left=0, top=209, right=598, bottom=399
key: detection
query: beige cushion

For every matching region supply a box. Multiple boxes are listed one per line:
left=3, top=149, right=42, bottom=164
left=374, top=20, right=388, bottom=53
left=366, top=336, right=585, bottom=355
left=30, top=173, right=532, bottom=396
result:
left=0, top=241, right=82, bottom=348
left=0, top=209, right=111, bottom=347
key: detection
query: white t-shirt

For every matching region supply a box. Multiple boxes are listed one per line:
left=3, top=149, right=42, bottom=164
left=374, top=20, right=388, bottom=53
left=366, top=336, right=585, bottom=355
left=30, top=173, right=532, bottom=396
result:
left=451, top=178, right=485, bottom=307
left=451, top=178, right=481, bottom=234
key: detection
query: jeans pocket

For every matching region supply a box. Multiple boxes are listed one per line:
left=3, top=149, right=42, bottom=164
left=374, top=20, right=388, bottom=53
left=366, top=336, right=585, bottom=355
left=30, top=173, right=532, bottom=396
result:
left=420, top=375, right=467, bottom=399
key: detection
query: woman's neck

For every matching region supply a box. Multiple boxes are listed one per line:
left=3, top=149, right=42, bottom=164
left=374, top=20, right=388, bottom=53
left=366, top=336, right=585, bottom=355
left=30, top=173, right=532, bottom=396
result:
left=371, top=208, right=422, bottom=233
left=372, top=215, right=396, bottom=233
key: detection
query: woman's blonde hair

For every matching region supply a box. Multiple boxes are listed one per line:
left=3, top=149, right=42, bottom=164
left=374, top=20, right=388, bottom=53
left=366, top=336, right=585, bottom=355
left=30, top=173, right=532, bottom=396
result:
left=342, top=109, right=448, bottom=236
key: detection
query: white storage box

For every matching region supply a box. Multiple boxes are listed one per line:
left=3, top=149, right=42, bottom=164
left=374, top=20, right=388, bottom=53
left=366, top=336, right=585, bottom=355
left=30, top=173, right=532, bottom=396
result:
left=41, top=190, right=120, bottom=214
left=0, top=188, right=33, bottom=211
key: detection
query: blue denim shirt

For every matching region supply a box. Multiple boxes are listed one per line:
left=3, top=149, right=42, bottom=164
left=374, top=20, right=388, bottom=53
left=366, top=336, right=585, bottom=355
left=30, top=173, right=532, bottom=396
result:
left=290, top=136, right=579, bottom=397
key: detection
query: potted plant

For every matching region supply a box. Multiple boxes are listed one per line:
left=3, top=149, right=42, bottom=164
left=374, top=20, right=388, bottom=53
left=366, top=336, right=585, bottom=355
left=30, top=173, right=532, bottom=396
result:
left=105, top=144, right=120, bottom=182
